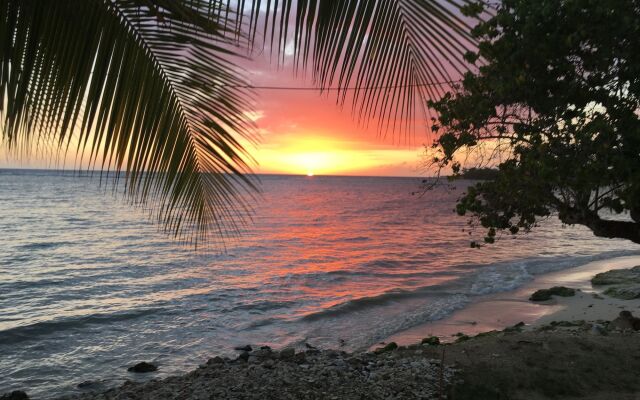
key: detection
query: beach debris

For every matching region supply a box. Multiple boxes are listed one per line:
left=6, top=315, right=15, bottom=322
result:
left=233, top=345, right=252, bottom=352
left=529, top=286, right=576, bottom=301
left=0, top=391, right=29, bottom=400
left=421, top=336, right=440, bottom=346
left=127, top=362, right=158, bottom=373
left=591, top=266, right=640, bottom=285
left=373, top=342, right=398, bottom=354
left=608, top=311, right=640, bottom=331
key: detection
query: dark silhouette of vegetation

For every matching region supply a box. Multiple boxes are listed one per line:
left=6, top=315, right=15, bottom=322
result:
left=430, top=0, right=640, bottom=245
left=460, top=167, right=499, bottom=180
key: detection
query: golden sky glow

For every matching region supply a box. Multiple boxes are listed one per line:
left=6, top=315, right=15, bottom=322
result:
left=255, top=135, right=422, bottom=176
left=244, top=61, right=428, bottom=177
left=0, top=55, right=431, bottom=177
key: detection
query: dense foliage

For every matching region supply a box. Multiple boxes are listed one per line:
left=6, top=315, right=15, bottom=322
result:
left=430, top=0, right=640, bottom=245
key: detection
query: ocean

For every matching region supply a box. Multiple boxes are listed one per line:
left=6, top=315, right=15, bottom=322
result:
left=1, top=169, right=638, bottom=398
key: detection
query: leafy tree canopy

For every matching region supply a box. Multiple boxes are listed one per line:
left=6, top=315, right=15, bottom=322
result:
left=429, top=0, right=640, bottom=246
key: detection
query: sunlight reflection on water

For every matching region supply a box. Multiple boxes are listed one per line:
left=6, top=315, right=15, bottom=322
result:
left=1, top=170, right=638, bottom=398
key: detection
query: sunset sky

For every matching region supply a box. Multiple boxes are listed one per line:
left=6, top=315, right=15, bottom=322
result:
left=239, top=51, right=432, bottom=177
left=0, top=46, right=433, bottom=178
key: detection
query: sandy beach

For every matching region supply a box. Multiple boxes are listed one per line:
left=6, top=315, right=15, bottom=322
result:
left=5, top=255, right=631, bottom=400
left=386, top=255, right=640, bottom=344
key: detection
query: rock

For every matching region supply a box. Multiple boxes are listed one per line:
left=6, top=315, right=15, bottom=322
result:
left=294, top=352, right=307, bottom=364
left=421, top=336, right=440, bottom=345
left=608, top=310, right=640, bottom=331
left=590, top=324, right=608, bottom=336
left=504, top=322, right=526, bottom=332
left=455, top=334, right=471, bottom=343
left=374, top=342, right=398, bottom=354
left=127, top=362, right=158, bottom=373
left=0, top=391, right=29, bottom=400
left=591, top=266, right=640, bottom=285
left=237, top=351, right=250, bottom=362
left=234, top=345, right=253, bottom=352
left=550, top=320, right=585, bottom=327
left=475, top=330, right=499, bottom=338
left=603, top=286, right=640, bottom=300
left=207, top=356, right=225, bottom=365
left=279, top=347, right=296, bottom=360
left=529, top=286, right=576, bottom=301
left=77, top=381, right=96, bottom=389
left=252, top=348, right=274, bottom=359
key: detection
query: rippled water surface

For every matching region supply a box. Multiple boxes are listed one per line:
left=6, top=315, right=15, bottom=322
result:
left=1, top=170, right=638, bottom=398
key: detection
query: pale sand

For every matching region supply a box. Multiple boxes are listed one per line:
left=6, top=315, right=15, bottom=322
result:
left=385, top=255, right=640, bottom=345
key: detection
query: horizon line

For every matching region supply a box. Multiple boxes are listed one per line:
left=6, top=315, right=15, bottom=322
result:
left=0, top=167, right=428, bottom=179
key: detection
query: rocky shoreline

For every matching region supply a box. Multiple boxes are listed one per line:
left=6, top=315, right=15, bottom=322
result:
left=59, top=345, right=455, bottom=400
left=44, top=317, right=640, bottom=400
left=5, top=264, right=640, bottom=400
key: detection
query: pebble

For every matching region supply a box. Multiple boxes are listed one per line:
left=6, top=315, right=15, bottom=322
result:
left=62, top=348, right=455, bottom=400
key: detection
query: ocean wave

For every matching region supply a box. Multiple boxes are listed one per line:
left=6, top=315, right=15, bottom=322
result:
left=15, top=241, right=75, bottom=251
left=299, top=249, right=640, bottom=326
left=0, top=278, right=68, bottom=292
left=468, top=249, right=640, bottom=295
left=299, top=286, right=452, bottom=322
left=223, top=299, right=298, bottom=313
left=0, top=308, right=163, bottom=345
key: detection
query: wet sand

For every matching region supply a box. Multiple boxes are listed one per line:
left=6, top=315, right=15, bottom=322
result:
left=385, top=255, right=640, bottom=344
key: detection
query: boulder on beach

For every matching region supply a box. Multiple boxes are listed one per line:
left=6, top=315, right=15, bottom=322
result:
left=529, top=286, right=576, bottom=301
left=127, top=362, right=158, bottom=373
left=279, top=347, right=296, bottom=360
left=374, top=342, right=398, bottom=354
left=591, top=266, right=640, bottom=285
left=0, top=391, right=29, bottom=400
left=608, top=311, right=640, bottom=331
left=233, top=345, right=252, bottom=352
left=603, top=286, right=640, bottom=300
left=421, top=336, right=440, bottom=346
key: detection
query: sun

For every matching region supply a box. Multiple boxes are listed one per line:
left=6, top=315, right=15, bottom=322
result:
left=306, top=171, right=314, bottom=177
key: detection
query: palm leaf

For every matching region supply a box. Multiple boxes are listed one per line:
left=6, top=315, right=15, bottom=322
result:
left=0, top=0, right=258, bottom=246
left=1, top=0, right=481, bottom=246
left=237, top=0, right=480, bottom=140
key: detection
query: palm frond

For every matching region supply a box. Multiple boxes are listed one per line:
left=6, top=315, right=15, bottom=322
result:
left=237, top=0, right=479, bottom=140
left=0, top=0, right=258, bottom=246
left=1, top=0, right=481, bottom=247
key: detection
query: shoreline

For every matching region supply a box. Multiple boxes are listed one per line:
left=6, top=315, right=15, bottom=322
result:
left=8, top=254, right=640, bottom=400
left=383, top=254, right=640, bottom=346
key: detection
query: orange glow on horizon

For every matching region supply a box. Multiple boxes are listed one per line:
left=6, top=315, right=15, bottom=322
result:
left=253, top=135, right=422, bottom=177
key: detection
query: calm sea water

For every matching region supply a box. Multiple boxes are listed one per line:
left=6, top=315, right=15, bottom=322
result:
left=1, top=170, right=639, bottom=398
